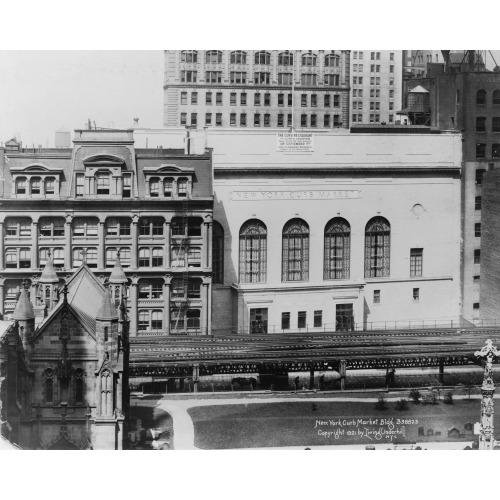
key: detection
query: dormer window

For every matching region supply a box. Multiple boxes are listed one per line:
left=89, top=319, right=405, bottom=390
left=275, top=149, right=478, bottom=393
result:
left=45, top=177, right=55, bottom=194
left=123, top=174, right=132, bottom=198
left=149, top=177, right=160, bottom=197
left=164, top=178, right=173, bottom=197
left=16, top=177, right=27, bottom=194
left=178, top=178, right=188, bottom=197
left=30, top=177, right=41, bottom=194
left=96, top=171, right=111, bottom=195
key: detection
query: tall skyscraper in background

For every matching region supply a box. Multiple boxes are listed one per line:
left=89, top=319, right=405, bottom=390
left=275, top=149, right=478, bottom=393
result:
left=350, top=50, right=403, bottom=124
left=163, top=50, right=351, bottom=129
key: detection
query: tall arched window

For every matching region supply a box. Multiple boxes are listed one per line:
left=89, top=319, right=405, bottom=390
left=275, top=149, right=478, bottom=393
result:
left=477, top=89, right=486, bottom=106
left=324, top=218, right=350, bottom=279
left=45, top=177, right=56, bottom=195
left=181, top=50, right=197, bottom=63
left=205, top=50, right=222, bottom=63
left=44, top=369, right=54, bottom=403
left=30, top=177, right=41, bottom=194
left=254, top=51, right=270, bottom=65
left=95, top=171, right=111, bottom=195
left=325, top=53, right=340, bottom=67
left=149, top=177, right=160, bottom=197
left=15, top=177, right=27, bottom=195
left=302, top=52, right=317, bottom=66
left=364, top=217, right=391, bottom=278
left=75, top=368, right=84, bottom=404
left=239, top=220, right=267, bottom=283
left=493, top=90, right=500, bottom=105
left=230, top=51, right=247, bottom=64
left=212, top=221, right=224, bottom=284
left=278, top=51, right=294, bottom=66
left=282, top=219, right=309, bottom=282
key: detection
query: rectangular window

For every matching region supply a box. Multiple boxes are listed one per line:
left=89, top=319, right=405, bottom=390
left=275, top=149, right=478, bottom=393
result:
left=493, top=144, right=500, bottom=158
left=191, top=113, right=197, bottom=126
left=371, top=52, right=375, bottom=60
left=390, top=52, right=394, bottom=61
left=254, top=93, right=261, bottom=106
left=301, top=94, right=307, bottom=107
left=181, top=92, right=187, bottom=105
left=278, top=73, right=293, bottom=85
left=281, top=312, right=290, bottom=330
left=241, top=93, right=247, bottom=106
left=493, top=117, right=500, bottom=132
left=311, top=94, right=317, bottom=107
left=240, top=113, right=247, bottom=126
left=413, top=288, right=420, bottom=302
left=288, top=94, right=293, bottom=106
left=264, top=93, right=270, bottom=106
left=181, top=71, right=197, bottom=83
left=278, top=93, right=284, bottom=106
left=122, top=174, right=131, bottom=198
left=373, top=290, right=380, bottom=304
left=310, top=114, right=317, bottom=127
left=390, top=65, right=394, bottom=73
left=191, top=92, right=198, bottom=105
left=475, top=196, right=482, bottom=210
left=298, top=311, right=306, bottom=329
left=324, top=74, right=339, bottom=86
left=473, top=303, right=480, bottom=310
left=475, top=223, right=481, bottom=237
left=324, top=114, right=330, bottom=127
left=254, top=114, right=260, bottom=127
left=314, top=310, right=322, bottom=328
left=324, top=94, right=331, bottom=107
left=301, top=74, right=317, bottom=86
left=230, top=92, right=237, bottom=105
left=333, top=115, right=340, bottom=127
left=474, top=249, right=481, bottom=264
left=230, top=72, right=246, bottom=84
left=277, top=114, right=284, bottom=127
left=216, top=113, right=222, bottom=126
left=205, top=113, right=212, bottom=126
left=206, top=92, right=212, bottom=105
left=216, top=92, right=222, bottom=105
left=410, top=248, right=423, bottom=277
left=476, top=117, right=486, bottom=132
left=254, top=72, right=271, bottom=85
left=333, top=95, right=340, bottom=107
left=180, top=113, right=187, bottom=126
left=287, top=114, right=292, bottom=127
left=230, top=113, right=236, bottom=126
left=264, top=114, right=270, bottom=127
left=76, top=174, right=84, bottom=197
left=205, top=71, right=222, bottom=83
left=301, top=114, right=307, bottom=127
left=476, top=169, right=486, bottom=184
left=376, top=52, right=380, bottom=60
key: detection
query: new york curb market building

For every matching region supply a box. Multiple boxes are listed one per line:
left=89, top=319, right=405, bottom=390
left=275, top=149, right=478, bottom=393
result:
left=133, top=126, right=463, bottom=335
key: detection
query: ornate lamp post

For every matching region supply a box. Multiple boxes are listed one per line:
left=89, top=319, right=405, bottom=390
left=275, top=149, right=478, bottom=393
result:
left=474, top=339, right=500, bottom=450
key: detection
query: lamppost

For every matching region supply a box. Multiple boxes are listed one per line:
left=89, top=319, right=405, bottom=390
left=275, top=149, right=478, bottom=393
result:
left=474, top=339, right=500, bottom=450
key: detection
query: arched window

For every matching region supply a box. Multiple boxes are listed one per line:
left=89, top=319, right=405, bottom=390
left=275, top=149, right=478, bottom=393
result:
left=105, top=247, right=117, bottom=267
left=278, top=51, right=294, bottom=66
left=324, top=218, right=350, bottom=279
left=212, top=221, right=224, bottom=284
left=106, top=217, right=131, bottom=237
left=30, top=177, right=41, bottom=195
left=164, top=178, right=173, bottom=197
left=230, top=51, right=247, bottom=64
left=138, top=279, right=163, bottom=299
left=493, top=90, right=500, bottom=105
left=181, top=50, right=197, bottom=63
left=139, top=248, right=151, bottom=267
left=44, top=369, right=54, bottom=403
left=205, top=50, right=222, bottom=63
left=149, top=177, right=160, bottom=197
left=254, top=51, right=271, bottom=65
left=45, top=177, right=56, bottom=195
left=15, top=177, right=27, bottom=195
left=39, top=247, right=64, bottom=267
left=5, top=217, right=31, bottom=237
left=302, top=52, right=317, bottom=66
left=96, top=171, right=111, bottom=195
left=364, top=217, right=391, bottom=278
left=477, top=89, right=486, bottom=106
left=40, top=217, right=65, bottom=237
left=177, top=178, right=188, bottom=197
left=282, top=219, right=309, bottom=282
left=239, top=220, right=267, bottom=283
left=325, top=53, right=340, bottom=67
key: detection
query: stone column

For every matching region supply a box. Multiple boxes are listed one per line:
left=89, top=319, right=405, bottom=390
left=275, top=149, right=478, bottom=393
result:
left=98, top=220, right=105, bottom=269
left=129, top=275, right=139, bottom=337
left=339, top=360, right=346, bottom=391
left=163, top=275, right=171, bottom=335
left=131, top=215, right=139, bottom=269
left=0, top=277, right=4, bottom=318
left=192, top=365, right=199, bottom=393
left=64, top=215, right=73, bottom=270
left=206, top=217, right=213, bottom=270
left=0, top=221, right=4, bottom=269
left=163, top=220, right=171, bottom=269
left=201, top=277, right=211, bottom=336
left=309, top=367, right=315, bottom=390
left=31, top=220, right=39, bottom=269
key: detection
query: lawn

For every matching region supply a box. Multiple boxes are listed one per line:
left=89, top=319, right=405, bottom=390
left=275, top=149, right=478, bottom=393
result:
left=188, top=399, right=488, bottom=449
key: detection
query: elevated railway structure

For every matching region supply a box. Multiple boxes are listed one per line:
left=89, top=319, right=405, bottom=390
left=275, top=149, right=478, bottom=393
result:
left=129, top=328, right=500, bottom=390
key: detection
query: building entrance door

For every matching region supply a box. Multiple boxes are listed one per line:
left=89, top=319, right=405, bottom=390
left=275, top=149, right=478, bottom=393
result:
left=336, top=303, right=354, bottom=331
left=250, top=308, right=268, bottom=334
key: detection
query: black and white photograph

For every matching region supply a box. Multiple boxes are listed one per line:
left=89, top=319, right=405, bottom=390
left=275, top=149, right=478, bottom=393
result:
left=1, top=1, right=500, bottom=497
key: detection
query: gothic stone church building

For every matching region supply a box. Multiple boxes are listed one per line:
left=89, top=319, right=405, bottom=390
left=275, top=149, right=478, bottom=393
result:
left=0, top=256, right=130, bottom=449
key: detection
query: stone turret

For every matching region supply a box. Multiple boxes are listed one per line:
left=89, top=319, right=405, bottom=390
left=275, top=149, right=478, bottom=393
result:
left=12, top=283, right=35, bottom=357
left=108, top=252, right=128, bottom=309
left=96, top=290, right=119, bottom=363
left=34, top=254, right=60, bottom=324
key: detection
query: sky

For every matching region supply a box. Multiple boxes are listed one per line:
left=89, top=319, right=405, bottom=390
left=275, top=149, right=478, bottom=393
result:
left=0, top=50, right=164, bottom=147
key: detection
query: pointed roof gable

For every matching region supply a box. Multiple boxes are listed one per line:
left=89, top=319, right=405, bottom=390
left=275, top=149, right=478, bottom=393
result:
left=12, top=288, right=35, bottom=320
left=109, top=256, right=127, bottom=284
left=39, top=256, right=59, bottom=283
left=96, top=291, right=118, bottom=321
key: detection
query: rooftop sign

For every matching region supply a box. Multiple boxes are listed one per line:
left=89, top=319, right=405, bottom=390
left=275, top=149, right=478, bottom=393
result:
left=277, top=132, right=314, bottom=152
